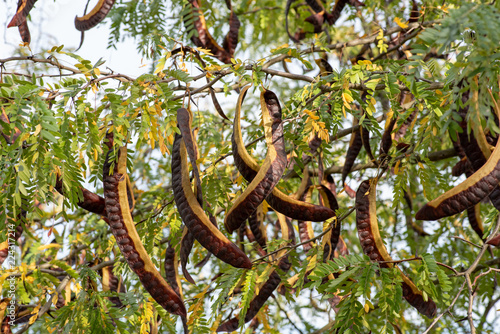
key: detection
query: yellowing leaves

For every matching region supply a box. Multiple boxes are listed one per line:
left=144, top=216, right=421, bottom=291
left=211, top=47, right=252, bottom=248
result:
left=394, top=17, right=409, bottom=29
left=302, top=109, right=330, bottom=144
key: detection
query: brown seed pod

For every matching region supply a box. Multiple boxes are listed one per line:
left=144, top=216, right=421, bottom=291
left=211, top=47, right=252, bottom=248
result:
left=318, top=185, right=340, bottom=262
left=172, top=133, right=252, bottom=269
left=232, top=85, right=336, bottom=222
left=360, top=124, right=376, bottom=164
left=103, top=145, right=186, bottom=316
left=217, top=214, right=293, bottom=332
left=486, top=233, right=500, bottom=247
left=342, top=117, right=363, bottom=185
left=467, top=204, right=484, bottom=240
left=164, top=241, right=184, bottom=307
left=74, top=0, right=116, bottom=32
left=55, top=174, right=107, bottom=218
left=179, top=226, right=196, bottom=285
left=101, top=263, right=126, bottom=308
left=247, top=204, right=267, bottom=250
left=335, top=236, right=349, bottom=256
left=356, top=179, right=437, bottom=318
left=7, top=0, right=37, bottom=28
left=415, top=130, right=500, bottom=220
left=184, top=0, right=233, bottom=64
left=297, top=187, right=315, bottom=252
left=222, top=6, right=240, bottom=57
left=452, top=157, right=473, bottom=177
left=225, top=88, right=287, bottom=233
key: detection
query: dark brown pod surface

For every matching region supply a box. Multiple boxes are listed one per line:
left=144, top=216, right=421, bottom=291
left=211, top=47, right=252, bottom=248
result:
left=232, top=85, right=336, bottom=222
left=172, top=133, right=252, bottom=269
left=342, top=117, right=363, bottom=185
left=225, top=89, right=287, bottom=233
left=7, top=0, right=38, bottom=28
left=103, top=145, right=186, bottom=316
left=356, top=179, right=437, bottom=318
left=75, top=0, right=116, bottom=31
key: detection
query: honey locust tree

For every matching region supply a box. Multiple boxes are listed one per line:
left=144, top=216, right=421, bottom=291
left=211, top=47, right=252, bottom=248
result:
left=1, top=0, right=500, bottom=333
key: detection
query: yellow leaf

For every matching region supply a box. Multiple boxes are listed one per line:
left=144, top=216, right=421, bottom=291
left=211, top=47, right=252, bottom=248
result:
left=364, top=302, right=370, bottom=313
left=394, top=17, right=409, bottom=29
left=394, top=160, right=401, bottom=175
left=38, top=244, right=62, bottom=251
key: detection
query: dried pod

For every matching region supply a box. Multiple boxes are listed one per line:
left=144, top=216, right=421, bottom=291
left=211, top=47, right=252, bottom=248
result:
left=247, top=204, right=267, bottom=249
left=342, top=117, right=363, bottom=185
left=217, top=214, right=293, bottom=332
left=74, top=0, right=116, bottom=31
left=416, top=121, right=500, bottom=220
left=7, top=0, right=37, bottom=28
left=467, top=205, right=484, bottom=240
left=103, top=144, right=186, bottom=316
left=172, top=133, right=252, bottom=269
left=356, top=179, right=437, bottom=318
left=232, top=85, right=336, bottom=222
left=101, top=264, right=126, bottom=308
left=225, top=88, right=287, bottom=233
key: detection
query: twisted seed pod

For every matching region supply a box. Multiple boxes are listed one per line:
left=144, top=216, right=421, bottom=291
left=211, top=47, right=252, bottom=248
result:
left=217, top=214, right=293, bottom=332
left=232, top=85, right=336, bottom=222
left=467, top=204, right=484, bottom=240
left=185, top=0, right=232, bottom=63
left=101, top=264, right=125, bottom=308
left=356, top=179, right=437, bottom=318
left=7, top=0, right=37, bottom=28
left=172, top=133, right=252, bottom=269
left=452, top=157, right=473, bottom=177
left=222, top=5, right=240, bottom=57
left=335, top=236, right=349, bottom=256
left=225, top=88, right=287, bottom=233
left=342, top=117, right=362, bottom=185
left=318, top=185, right=340, bottom=262
left=55, top=174, right=107, bottom=218
left=416, top=94, right=500, bottom=221
left=103, top=145, right=186, bottom=316
left=247, top=204, right=267, bottom=249
left=297, top=187, right=315, bottom=252
left=74, top=0, right=116, bottom=31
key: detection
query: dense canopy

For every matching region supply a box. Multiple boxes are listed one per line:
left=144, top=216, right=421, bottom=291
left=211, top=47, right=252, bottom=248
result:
left=1, top=0, right=500, bottom=333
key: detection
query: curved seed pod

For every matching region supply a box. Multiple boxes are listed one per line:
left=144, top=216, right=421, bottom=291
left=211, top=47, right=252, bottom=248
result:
left=225, top=89, right=287, bottom=233
left=380, top=114, right=397, bottom=157
left=247, top=204, right=267, bottom=249
left=7, top=0, right=37, bottom=28
left=17, top=20, right=31, bottom=43
left=101, top=264, right=125, bottom=308
left=330, top=0, right=364, bottom=25
left=452, top=157, right=473, bottom=177
left=315, top=58, right=333, bottom=77
left=306, top=0, right=325, bottom=14
left=232, top=85, right=336, bottom=222
left=179, top=227, right=196, bottom=284
left=304, top=12, right=327, bottom=33
left=217, top=214, right=293, bottom=332
left=360, top=124, right=376, bottom=164
left=172, top=133, right=252, bottom=269
left=356, top=179, right=437, bottom=318
left=185, top=0, right=232, bottom=64
left=222, top=8, right=240, bottom=57
left=486, top=233, right=500, bottom=247
left=0, top=210, right=25, bottom=266
left=74, top=0, right=116, bottom=31
left=164, top=242, right=183, bottom=299
left=297, top=187, right=315, bottom=251
left=209, top=88, right=230, bottom=120
left=467, top=205, right=484, bottom=240
left=415, top=127, right=500, bottom=221
left=177, top=108, right=203, bottom=205
left=342, top=117, right=362, bottom=185
left=335, top=236, right=349, bottom=256
left=318, top=185, right=340, bottom=260
left=125, top=175, right=135, bottom=212
left=103, top=145, right=186, bottom=316
left=55, top=174, right=107, bottom=218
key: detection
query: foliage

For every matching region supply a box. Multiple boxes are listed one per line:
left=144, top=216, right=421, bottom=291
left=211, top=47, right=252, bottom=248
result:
left=1, top=0, right=500, bottom=333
